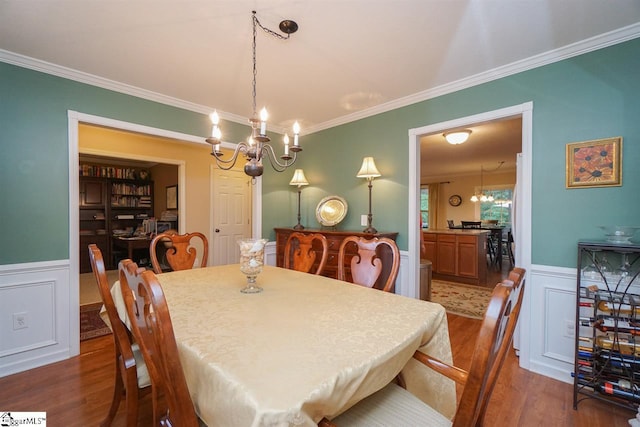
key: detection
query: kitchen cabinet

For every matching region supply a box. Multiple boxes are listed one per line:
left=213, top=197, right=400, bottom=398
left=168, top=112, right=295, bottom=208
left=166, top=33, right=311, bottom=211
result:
left=422, top=229, right=488, bottom=285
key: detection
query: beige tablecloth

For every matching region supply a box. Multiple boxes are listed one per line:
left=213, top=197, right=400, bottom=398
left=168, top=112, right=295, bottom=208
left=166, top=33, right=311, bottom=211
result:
left=106, top=264, right=456, bottom=426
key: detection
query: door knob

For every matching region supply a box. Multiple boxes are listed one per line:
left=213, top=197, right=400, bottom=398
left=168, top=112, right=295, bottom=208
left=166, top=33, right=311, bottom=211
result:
left=215, top=229, right=220, bottom=233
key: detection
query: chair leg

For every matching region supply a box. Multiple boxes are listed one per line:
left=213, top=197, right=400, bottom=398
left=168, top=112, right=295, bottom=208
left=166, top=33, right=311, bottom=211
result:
left=507, top=231, right=515, bottom=268
left=122, top=367, right=140, bottom=427
left=100, top=358, right=124, bottom=427
left=487, top=238, right=497, bottom=268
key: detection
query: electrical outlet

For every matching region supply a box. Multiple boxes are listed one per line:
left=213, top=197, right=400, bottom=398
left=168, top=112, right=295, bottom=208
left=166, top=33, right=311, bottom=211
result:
left=564, top=319, right=575, bottom=338
left=361, top=215, right=368, bottom=226
left=13, top=312, right=28, bottom=330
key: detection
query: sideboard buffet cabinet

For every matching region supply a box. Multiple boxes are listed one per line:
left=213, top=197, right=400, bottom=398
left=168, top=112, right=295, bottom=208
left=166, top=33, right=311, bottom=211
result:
left=274, top=228, right=398, bottom=291
left=573, top=240, right=640, bottom=411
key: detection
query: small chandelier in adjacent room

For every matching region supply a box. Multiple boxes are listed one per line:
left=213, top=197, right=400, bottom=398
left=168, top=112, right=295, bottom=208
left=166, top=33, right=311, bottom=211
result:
left=470, top=161, right=504, bottom=202
left=206, top=11, right=301, bottom=178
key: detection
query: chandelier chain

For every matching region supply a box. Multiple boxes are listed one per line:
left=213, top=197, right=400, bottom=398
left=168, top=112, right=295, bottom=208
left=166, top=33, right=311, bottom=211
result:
left=253, top=13, right=292, bottom=41
left=252, top=13, right=257, bottom=116
left=251, top=12, right=291, bottom=117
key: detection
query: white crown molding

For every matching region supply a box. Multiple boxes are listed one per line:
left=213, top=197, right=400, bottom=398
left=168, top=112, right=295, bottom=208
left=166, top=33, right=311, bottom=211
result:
left=0, top=49, right=254, bottom=129
left=2, top=22, right=639, bottom=136
left=305, top=22, right=640, bottom=134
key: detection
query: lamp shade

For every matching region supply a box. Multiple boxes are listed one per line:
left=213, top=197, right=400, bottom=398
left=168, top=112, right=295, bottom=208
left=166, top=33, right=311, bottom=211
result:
left=289, top=169, right=309, bottom=187
left=356, top=157, right=381, bottom=179
left=444, top=130, right=471, bottom=145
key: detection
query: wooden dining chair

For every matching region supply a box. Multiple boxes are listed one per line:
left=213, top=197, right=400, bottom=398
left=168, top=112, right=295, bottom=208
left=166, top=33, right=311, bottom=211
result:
left=476, top=267, right=526, bottom=422
left=88, top=244, right=151, bottom=427
left=119, top=259, right=202, bottom=427
left=461, top=221, right=482, bottom=229
left=150, top=231, right=208, bottom=274
left=321, top=271, right=525, bottom=427
left=283, top=232, right=329, bottom=275
left=337, top=236, right=400, bottom=293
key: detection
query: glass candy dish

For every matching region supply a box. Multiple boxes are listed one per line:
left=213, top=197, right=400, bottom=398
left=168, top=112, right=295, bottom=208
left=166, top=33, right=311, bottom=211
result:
left=598, top=226, right=640, bottom=244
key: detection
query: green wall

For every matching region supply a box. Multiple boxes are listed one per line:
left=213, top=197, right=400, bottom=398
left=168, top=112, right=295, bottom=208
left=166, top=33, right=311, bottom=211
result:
left=263, top=38, right=640, bottom=267
left=0, top=62, right=249, bottom=264
left=2, top=37, right=639, bottom=268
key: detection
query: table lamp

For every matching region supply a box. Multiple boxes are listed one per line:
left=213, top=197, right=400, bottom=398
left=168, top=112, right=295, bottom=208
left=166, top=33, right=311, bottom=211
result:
left=356, top=157, right=381, bottom=234
left=289, top=169, right=309, bottom=230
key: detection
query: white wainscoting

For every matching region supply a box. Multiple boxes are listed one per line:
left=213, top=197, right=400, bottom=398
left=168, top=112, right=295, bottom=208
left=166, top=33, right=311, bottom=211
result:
left=526, top=264, right=578, bottom=384
left=0, top=253, right=583, bottom=386
left=0, top=260, right=76, bottom=377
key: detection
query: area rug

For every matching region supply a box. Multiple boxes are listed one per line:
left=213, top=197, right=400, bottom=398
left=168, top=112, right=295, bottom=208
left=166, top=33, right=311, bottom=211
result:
left=431, top=280, right=494, bottom=320
left=80, top=302, right=111, bottom=341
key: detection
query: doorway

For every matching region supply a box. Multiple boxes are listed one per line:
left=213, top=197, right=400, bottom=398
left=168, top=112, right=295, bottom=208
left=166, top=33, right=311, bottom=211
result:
left=408, top=102, right=533, bottom=367
left=211, top=167, right=252, bottom=265
left=78, top=152, right=179, bottom=299
left=68, top=110, right=259, bottom=353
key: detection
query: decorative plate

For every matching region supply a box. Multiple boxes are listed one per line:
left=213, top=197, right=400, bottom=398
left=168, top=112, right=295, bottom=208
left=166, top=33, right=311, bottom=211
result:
left=316, top=196, right=348, bottom=227
left=449, top=194, right=462, bottom=207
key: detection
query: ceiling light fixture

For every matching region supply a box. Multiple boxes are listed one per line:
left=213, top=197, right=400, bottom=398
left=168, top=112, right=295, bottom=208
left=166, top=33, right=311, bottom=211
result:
left=444, top=130, right=472, bottom=145
left=206, top=11, right=301, bottom=179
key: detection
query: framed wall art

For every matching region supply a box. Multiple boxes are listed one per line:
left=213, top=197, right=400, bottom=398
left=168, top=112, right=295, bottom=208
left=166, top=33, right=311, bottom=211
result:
left=566, top=137, right=622, bottom=188
left=166, top=185, right=178, bottom=209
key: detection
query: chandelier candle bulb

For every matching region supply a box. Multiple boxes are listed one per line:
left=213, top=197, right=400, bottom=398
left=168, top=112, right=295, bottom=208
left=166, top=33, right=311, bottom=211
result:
left=260, top=107, right=268, bottom=135
left=293, top=121, right=300, bottom=147
left=284, top=134, right=290, bottom=156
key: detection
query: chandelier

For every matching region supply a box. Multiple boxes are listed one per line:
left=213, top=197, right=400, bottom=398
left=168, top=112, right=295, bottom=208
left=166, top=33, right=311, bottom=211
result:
left=470, top=161, right=504, bottom=203
left=206, top=11, right=301, bottom=178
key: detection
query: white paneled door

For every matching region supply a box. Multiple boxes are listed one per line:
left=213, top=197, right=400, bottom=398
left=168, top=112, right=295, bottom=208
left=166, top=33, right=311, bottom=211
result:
left=211, top=168, right=251, bottom=265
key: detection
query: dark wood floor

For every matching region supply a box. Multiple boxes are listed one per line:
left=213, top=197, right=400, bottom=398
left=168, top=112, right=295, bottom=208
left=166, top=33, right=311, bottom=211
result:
left=0, top=311, right=635, bottom=426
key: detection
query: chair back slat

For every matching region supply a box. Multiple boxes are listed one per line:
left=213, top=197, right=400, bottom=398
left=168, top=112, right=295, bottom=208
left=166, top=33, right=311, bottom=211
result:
left=284, top=232, right=329, bottom=275
left=150, top=231, right=208, bottom=274
left=89, top=245, right=133, bottom=362
left=88, top=244, right=150, bottom=426
left=452, top=270, right=525, bottom=426
left=119, top=260, right=199, bottom=427
left=337, top=236, right=400, bottom=293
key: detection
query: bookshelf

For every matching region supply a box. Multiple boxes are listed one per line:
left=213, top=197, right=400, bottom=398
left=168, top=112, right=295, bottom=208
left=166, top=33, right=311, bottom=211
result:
left=79, top=164, right=154, bottom=272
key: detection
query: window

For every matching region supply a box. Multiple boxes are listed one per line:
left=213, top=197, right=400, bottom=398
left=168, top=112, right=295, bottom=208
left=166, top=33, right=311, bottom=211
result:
left=420, top=186, right=429, bottom=228
left=479, top=187, right=513, bottom=225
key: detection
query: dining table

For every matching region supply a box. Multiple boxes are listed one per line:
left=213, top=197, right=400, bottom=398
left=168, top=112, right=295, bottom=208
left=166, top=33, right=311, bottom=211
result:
left=104, top=264, right=456, bottom=426
left=111, top=235, right=152, bottom=260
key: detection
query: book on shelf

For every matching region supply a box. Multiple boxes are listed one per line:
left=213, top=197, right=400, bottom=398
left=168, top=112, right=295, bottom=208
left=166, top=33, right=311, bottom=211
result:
left=80, top=164, right=149, bottom=180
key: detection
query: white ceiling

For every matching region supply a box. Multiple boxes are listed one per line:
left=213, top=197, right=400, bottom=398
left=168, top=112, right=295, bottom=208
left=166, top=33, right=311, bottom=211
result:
left=2, top=1, right=639, bottom=176
left=420, top=116, right=522, bottom=179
